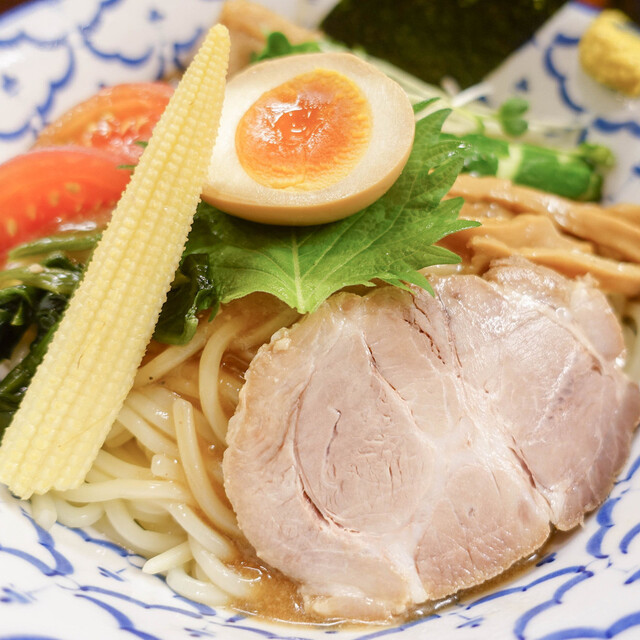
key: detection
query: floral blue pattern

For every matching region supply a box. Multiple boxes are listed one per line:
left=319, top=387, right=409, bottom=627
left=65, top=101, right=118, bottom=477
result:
left=1, top=1, right=640, bottom=638
left=486, top=2, right=640, bottom=204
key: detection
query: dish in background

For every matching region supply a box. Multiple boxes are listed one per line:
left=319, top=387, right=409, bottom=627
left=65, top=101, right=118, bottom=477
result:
left=1, top=1, right=640, bottom=639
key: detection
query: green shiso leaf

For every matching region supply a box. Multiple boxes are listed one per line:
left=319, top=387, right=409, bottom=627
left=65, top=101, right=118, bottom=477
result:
left=0, top=108, right=475, bottom=432
left=183, top=109, right=478, bottom=314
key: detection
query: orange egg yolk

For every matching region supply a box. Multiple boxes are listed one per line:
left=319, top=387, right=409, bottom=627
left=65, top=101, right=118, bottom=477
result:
left=235, top=69, right=372, bottom=191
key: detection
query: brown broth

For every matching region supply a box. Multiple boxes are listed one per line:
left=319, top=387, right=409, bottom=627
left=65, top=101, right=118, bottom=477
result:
left=191, top=295, right=583, bottom=630
left=217, top=521, right=579, bottom=630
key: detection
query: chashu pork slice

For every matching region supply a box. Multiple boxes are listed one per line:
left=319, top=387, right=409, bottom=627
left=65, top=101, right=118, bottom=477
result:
left=436, top=259, right=639, bottom=529
left=223, top=258, right=640, bottom=619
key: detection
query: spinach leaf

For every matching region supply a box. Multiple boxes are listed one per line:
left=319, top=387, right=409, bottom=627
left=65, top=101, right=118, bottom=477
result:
left=153, top=254, right=218, bottom=345
left=0, top=290, right=68, bottom=433
left=0, top=266, right=81, bottom=296
left=0, top=253, right=83, bottom=357
left=0, top=254, right=83, bottom=433
left=0, top=286, right=39, bottom=360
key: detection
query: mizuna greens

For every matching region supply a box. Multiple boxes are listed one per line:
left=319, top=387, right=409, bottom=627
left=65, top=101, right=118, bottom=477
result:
left=0, top=109, right=475, bottom=433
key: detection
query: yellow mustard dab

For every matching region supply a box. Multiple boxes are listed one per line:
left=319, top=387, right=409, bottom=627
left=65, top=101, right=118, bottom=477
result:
left=579, top=9, right=640, bottom=96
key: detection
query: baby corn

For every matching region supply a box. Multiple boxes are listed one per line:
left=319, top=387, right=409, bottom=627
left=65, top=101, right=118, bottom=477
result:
left=0, top=25, right=230, bottom=498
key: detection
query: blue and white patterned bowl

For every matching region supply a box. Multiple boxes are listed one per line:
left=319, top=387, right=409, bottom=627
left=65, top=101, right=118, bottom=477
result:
left=2, top=2, right=640, bottom=639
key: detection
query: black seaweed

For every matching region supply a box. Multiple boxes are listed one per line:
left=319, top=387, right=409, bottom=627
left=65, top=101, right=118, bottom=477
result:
left=321, top=0, right=566, bottom=88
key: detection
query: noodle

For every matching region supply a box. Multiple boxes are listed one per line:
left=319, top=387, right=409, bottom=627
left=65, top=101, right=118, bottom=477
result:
left=53, top=497, right=104, bottom=528
left=134, top=318, right=216, bottom=386
left=124, top=390, right=176, bottom=437
left=93, top=449, right=154, bottom=480
left=12, top=177, right=640, bottom=619
left=199, top=317, right=251, bottom=443
left=103, top=499, right=181, bottom=556
left=58, top=478, right=193, bottom=503
left=145, top=387, right=214, bottom=442
left=190, top=536, right=255, bottom=599
left=151, top=453, right=187, bottom=482
left=165, top=566, right=230, bottom=606
left=142, top=540, right=193, bottom=575
left=167, top=503, right=236, bottom=560
left=31, top=492, right=57, bottom=531
left=160, top=361, right=201, bottom=399
left=173, top=397, right=239, bottom=535
left=115, top=404, right=180, bottom=458
left=103, top=420, right=134, bottom=448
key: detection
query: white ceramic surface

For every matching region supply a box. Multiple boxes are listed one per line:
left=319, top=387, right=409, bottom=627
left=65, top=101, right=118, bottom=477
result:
left=1, top=2, right=640, bottom=639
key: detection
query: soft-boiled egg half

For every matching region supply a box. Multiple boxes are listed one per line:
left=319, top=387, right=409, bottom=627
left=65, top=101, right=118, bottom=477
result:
left=201, top=52, right=415, bottom=225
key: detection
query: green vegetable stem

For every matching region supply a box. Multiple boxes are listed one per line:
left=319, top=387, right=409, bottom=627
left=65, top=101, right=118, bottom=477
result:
left=441, top=133, right=614, bottom=201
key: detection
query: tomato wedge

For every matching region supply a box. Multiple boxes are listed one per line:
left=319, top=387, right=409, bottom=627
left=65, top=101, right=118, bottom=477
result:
left=0, top=146, right=131, bottom=256
left=35, top=82, right=173, bottom=164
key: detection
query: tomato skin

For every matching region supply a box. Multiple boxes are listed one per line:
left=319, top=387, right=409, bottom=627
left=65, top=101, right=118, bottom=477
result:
left=0, top=146, right=131, bottom=255
left=1, top=83, right=172, bottom=258
left=35, top=82, right=173, bottom=164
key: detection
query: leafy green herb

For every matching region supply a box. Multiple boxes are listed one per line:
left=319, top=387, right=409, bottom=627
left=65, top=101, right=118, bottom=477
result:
left=0, top=253, right=83, bottom=294
left=183, top=109, right=477, bottom=314
left=0, top=266, right=82, bottom=296
left=0, top=110, right=473, bottom=431
left=0, top=253, right=86, bottom=432
left=154, top=254, right=217, bottom=345
left=0, top=253, right=83, bottom=356
left=578, top=142, right=616, bottom=169
left=0, top=291, right=67, bottom=432
left=412, top=98, right=440, bottom=114
left=497, top=96, right=529, bottom=137
left=0, top=287, right=39, bottom=360
left=0, top=258, right=76, bottom=433
left=251, top=31, right=321, bottom=63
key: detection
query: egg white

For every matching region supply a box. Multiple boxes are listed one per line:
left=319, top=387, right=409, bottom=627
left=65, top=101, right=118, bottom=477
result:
left=201, top=52, right=416, bottom=225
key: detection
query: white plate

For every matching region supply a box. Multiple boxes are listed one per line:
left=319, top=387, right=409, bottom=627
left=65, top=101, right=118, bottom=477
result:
left=1, top=1, right=640, bottom=639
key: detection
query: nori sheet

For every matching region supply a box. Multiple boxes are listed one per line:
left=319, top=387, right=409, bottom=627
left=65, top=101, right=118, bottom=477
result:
left=322, top=0, right=567, bottom=88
